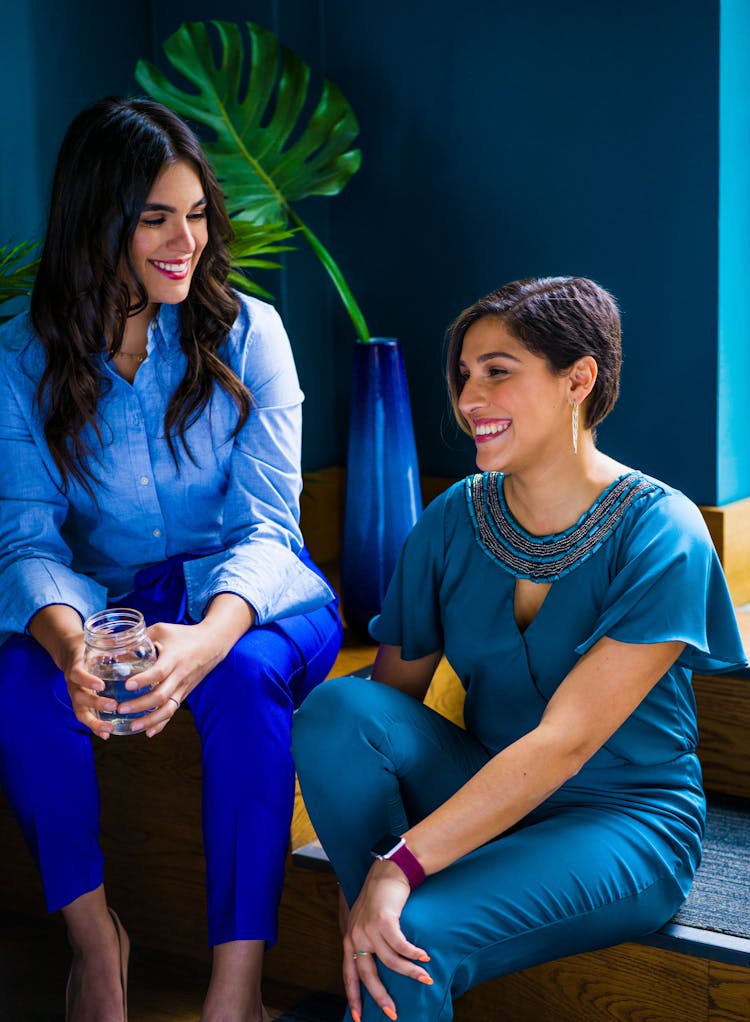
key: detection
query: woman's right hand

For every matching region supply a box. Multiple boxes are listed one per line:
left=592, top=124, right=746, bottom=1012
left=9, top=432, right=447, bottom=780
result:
left=59, top=637, right=119, bottom=739
left=341, top=861, right=432, bottom=1022
left=28, top=604, right=117, bottom=740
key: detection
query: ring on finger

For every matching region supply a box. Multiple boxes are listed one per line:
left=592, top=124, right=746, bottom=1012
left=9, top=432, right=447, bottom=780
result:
left=352, top=950, right=373, bottom=959
left=167, top=696, right=181, bottom=710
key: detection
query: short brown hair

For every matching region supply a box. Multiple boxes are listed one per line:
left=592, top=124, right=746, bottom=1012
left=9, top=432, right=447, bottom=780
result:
left=446, top=276, right=622, bottom=434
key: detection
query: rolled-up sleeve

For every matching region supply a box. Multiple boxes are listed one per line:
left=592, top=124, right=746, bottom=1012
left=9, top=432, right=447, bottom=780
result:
left=183, top=299, right=333, bottom=623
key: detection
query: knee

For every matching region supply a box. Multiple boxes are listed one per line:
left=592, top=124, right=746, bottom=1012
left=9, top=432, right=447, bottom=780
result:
left=292, top=675, right=365, bottom=761
left=400, top=894, right=439, bottom=953
left=204, top=640, right=296, bottom=713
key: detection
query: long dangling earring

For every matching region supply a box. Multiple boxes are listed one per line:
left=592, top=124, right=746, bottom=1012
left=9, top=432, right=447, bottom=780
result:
left=571, top=401, right=579, bottom=455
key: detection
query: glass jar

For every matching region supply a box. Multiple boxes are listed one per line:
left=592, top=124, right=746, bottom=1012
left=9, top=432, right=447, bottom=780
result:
left=83, top=608, right=157, bottom=735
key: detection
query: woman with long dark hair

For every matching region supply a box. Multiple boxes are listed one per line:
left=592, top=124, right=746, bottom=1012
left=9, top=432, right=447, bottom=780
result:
left=0, top=96, right=342, bottom=1021
left=293, top=277, right=747, bottom=1022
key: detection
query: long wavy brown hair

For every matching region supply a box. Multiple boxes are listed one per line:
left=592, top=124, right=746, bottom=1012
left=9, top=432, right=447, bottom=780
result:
left=31, top=96, right=249, bottom=493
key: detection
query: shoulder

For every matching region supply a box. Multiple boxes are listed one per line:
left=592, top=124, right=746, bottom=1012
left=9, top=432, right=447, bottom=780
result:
left=630, top=471, right=708, bottom=532
left=227, top=293, right=287, bottom=351
left=423, top=478, right=467, bottom=524
left=0, top=311, right=40, bottom=361
left=403, top=477, right=473, bottom=550
left=0, top=311, right=45, bottom=392
left=618, top=470, right=712, bottom=557
left=216, top=292, right=302, bottom=404
left=220, top=293, right=294, bottom=380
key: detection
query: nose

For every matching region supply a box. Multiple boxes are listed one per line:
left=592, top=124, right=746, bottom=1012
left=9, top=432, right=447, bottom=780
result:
left=168, top=218, right=197, bottom=254
left=458, top=374, right=485, bottom=418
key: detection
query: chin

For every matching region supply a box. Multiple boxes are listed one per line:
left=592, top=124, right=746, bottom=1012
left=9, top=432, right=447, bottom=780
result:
left=475, top=454, right=505, bottom=474
left=151, top=284, right=193, bottom=305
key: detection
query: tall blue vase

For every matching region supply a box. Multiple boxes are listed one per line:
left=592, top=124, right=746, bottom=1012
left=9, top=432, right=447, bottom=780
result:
left=341, top=338, right=422, bottom=640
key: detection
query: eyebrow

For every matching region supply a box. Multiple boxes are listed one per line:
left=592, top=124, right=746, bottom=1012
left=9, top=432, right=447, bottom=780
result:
left=142, top=197, right=207, bottom=213
left=458, top=351, right=523, bottom=366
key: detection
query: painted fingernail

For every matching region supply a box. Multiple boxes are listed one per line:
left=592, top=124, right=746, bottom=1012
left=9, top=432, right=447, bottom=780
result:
left=351, top=1012, right=361, bottom=1022
left=419, top=954, right=431, bottom=962
left=418, top=975, right=434, bottom=985
left=382, top=1009, right=398, bottom=1021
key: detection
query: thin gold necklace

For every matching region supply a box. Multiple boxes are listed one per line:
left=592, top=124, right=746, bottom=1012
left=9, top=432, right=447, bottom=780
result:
left=113, top=350, right=147, bottom=363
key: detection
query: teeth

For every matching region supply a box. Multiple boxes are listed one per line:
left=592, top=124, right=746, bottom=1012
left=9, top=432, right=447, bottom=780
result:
left=476, top=421, right=510, bottom=436
left=153, top=260, right=189, bottom=272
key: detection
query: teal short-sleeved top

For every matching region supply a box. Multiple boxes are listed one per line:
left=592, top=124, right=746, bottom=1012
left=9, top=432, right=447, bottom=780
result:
left=370, top=471, right=747, bottom=772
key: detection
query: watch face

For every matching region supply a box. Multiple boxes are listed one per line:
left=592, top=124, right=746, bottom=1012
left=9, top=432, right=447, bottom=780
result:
left=371, top=833, right=404, bottom=858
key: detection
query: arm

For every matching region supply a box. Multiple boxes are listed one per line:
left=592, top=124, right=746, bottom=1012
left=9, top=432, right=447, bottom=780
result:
left=402, top=635, right=684, bottom=872
left=183, top=298, right=333, bottom=625
left=345, top=635, right=684, bottom=1018
left=0, top=332, right=107, bottom=642
left=371, top=643, right=442, bottom=700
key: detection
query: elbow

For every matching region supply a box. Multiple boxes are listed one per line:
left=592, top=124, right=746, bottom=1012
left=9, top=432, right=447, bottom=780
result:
left=535, top=722, right=594, bottom=784
left=562, top=748, right=589, bottom=781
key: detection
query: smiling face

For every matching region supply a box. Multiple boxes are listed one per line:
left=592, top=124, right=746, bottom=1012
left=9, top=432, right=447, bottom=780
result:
left=457, top=317, right=574, bottom=475
left=128, top=159, right=208, bottom=311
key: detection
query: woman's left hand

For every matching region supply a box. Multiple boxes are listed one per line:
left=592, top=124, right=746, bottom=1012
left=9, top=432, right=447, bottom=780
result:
left=343, top=860, right=432, bottom=1021
left=118, top=592, right=254, bottom=736
left=115, top=620, right=225, bottom=736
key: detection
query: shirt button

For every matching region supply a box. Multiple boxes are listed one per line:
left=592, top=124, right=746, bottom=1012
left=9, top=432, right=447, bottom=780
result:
left=139, top=476, right=149, bottom=486
left=152, top=528, right=162, bottom=538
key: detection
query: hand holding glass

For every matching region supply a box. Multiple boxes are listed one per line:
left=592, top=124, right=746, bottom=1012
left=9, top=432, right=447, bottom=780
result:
left=83, top=608, right=157, bottom=734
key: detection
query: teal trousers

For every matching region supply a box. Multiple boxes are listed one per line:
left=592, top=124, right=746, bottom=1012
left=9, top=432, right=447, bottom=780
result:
left=293, top=676, right=693, bottom=1022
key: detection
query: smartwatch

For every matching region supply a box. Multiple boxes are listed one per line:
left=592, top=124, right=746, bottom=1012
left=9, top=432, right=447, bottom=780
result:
left=370, top=833, right=426, bottom=889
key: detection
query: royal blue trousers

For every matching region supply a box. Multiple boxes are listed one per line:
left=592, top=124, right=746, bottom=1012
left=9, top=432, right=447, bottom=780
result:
left=0, top=551, right=343, bottom=947
left=293, top=676, right=693, bottom=1022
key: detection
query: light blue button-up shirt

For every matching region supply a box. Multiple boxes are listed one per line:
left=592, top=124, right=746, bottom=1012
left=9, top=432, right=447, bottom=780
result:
left=0, top=293, right=333, bottom=645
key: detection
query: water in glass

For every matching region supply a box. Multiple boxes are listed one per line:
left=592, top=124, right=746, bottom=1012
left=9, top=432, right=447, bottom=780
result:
left=83, top=608, right=157, bottom=734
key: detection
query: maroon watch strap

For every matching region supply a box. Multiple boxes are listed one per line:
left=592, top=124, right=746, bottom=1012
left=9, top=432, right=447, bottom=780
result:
left=382, top=838, right=426, bottom=889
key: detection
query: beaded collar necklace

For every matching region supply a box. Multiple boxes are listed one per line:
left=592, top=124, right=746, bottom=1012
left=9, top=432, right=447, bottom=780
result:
left=465, top=471, right=657, bottom=582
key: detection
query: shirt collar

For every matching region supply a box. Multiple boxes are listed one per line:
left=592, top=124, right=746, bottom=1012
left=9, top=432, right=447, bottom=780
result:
left=151, top=302, right=181, bottom=354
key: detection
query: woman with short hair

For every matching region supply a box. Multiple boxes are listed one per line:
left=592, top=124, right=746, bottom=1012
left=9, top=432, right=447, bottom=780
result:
left=294, top=276, right=746, bottom=1022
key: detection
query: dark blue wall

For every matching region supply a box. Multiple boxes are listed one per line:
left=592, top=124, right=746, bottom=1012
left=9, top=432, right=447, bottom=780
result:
left=2, top=1, right=740, bottom=504
left=326, top=2, right=721, bottom=499
left=0, top=0, right=153, bottom=244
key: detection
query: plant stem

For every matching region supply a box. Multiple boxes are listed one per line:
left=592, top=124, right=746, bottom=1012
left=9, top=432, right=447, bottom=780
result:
left=288, top=209, right=370, bottom=344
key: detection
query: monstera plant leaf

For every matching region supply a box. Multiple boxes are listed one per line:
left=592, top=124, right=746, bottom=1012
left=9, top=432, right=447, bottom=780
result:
left=0, top=240, right=39, bottom=323
left=228, top=220, right=297, bottom=298
left=136, top=20, right=370, bottom=341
